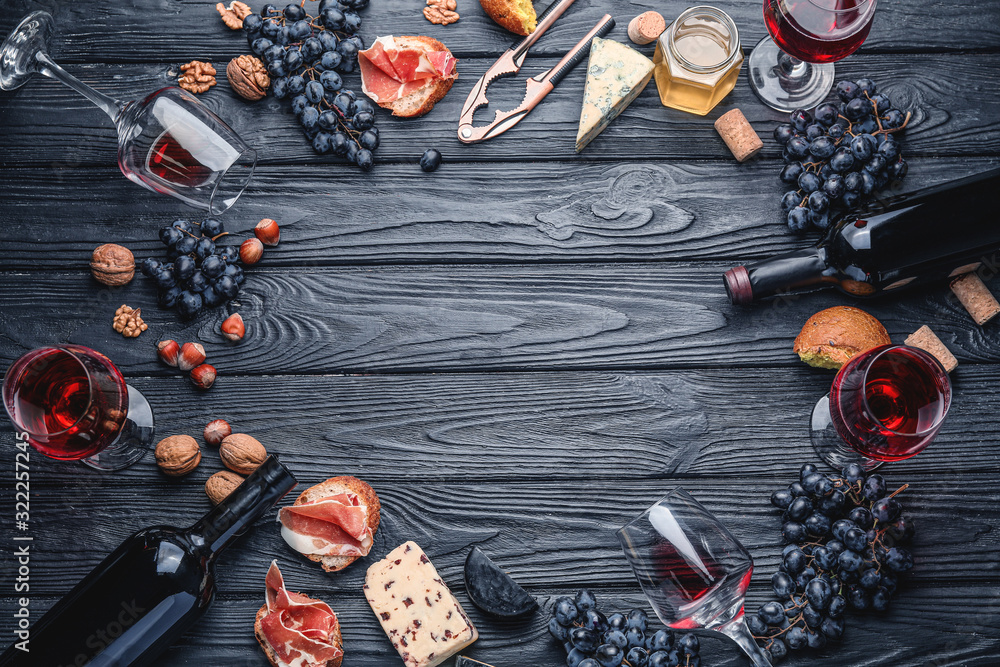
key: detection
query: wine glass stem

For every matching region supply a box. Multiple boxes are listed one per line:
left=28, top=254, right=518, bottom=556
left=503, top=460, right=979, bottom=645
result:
left=778, top=52, right=808, bottom=77
left=716, top=616, right=773, bottom=667
left=35, top=51, right=124, bottom=122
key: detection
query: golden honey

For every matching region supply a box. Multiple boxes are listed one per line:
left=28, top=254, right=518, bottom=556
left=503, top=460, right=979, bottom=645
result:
left=653, top=6, right=743, bottom=116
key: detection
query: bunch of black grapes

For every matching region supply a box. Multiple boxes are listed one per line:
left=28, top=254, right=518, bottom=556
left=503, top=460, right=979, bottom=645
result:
left=750, top=463, right=915, bottom=662
left=774, top=78, right=911, bottom=232
left=243, top=1, right=379, bottom=170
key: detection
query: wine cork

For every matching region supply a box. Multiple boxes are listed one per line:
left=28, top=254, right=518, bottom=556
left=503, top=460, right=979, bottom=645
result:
left=905, top=325, right=958, bottom=373
left=714, top=108, right=764, bottom=162
left=627, top=11, right=666, bottom=45
left=949, top=272, right=1000, bottom=325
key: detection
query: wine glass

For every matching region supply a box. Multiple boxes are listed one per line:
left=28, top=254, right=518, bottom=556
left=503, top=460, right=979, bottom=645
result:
left=747, top=0, right=878, bottom=112
left=810, top=344, right=951, bottom=471
left=0, top=11, right=256, bottom=214
left=3, top=345, right=154, bottom=470
left=617, top=489, right=772, bottom=667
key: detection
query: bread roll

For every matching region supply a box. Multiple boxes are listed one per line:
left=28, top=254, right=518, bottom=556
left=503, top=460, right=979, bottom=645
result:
left=793, top=306, right=890, bottom=369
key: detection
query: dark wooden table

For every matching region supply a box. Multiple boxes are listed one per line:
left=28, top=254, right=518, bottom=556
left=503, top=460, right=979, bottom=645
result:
left=1, top=0, right=999, bottom=665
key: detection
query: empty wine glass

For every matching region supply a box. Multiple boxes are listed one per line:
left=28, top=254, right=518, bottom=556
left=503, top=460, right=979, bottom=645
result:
left=1, top=11, right=256, bottom=214
left=748, top=0, right=878, bottom=112
left=617, top=489, right=771, bottom=667
left=811, top=344, right=952, bottom=471
left=3, top=345, right=154, bottom=470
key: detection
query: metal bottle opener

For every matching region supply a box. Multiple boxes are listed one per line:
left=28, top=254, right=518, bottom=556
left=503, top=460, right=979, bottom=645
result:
left=457, top=0, right=614, bottom=144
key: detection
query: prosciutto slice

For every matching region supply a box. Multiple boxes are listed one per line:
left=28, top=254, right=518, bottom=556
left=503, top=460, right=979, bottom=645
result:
left=359, top=35, right=457, bottom=105
left=260, top=561, right=342, bottom=667
left=278, top=492, right=373, bottom=557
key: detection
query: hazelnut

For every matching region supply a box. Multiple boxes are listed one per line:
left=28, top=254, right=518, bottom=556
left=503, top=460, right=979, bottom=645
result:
left=204, top=419, right=232, bottom=446
left=91, top=244, right=135, bottom=286
left=157, top=339, right=181, bottom=367
left=240, top=237, right=263, bottom=265
left=221, top=313, right=245, bottom=341
left=155, top=435, right=201, bottom=476
left=190, top=363, right=217, bottom=390
left=205, top=470, right=245, bottom=505
left=220, top=433, right=267, bottom=474
left=254, top=218, right=280, bottom=246
left=178, top=342, right=207, bottom=372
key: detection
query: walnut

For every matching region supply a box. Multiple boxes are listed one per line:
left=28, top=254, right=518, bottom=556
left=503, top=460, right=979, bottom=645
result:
left=205, top=470, right=245, bottom=504
left=226, top=55, right=270, bottom=101
left=178, top=61, right=217, bottom=94
left=216, top=1, right=253, bottom=29
left=219, top=433, right=268, bottom=475
left=90, top=243, right=135, bottom=286
left=424, top=0, right=459, bottom=25
left=155, top=435, right=201, bottom=476
left=112, top=305, right=148, bottom=338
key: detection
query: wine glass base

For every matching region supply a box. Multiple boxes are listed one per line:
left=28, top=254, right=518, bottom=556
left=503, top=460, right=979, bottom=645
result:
left=747, top=36, right=835, bottom=113
left=82, top=385, right=154, bottom=471
left=810, top=394, right=882, bottom=472
left=0, top=11, right=54, bottom=91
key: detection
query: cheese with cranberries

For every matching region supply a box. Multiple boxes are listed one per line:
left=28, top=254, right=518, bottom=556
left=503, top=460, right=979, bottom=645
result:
left=364, top=542, right=478, bottom=667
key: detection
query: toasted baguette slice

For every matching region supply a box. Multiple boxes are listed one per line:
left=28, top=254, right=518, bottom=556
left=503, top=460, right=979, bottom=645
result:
left=480, top=0, right=536, bottom=35
left=386, top=36, right=457, bottom=118
left=289, top=476, right=381, bottom=572
left=255, top=603, right=344, bottom=667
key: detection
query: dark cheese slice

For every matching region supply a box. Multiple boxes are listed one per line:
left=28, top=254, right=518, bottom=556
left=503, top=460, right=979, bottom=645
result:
left=464, top=546, right=538, bottom=618
left=456, top=656, right=496, bottom=667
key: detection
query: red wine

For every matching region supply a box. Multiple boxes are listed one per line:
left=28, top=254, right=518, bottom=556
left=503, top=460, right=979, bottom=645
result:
left=3, top=346, right=127, bottom=460
left=645, top=538, right=752, bottom=630
left=0, top=457, right=295, bottom=667
left=763, top=0, right=875, bottom=63
left=146, top=130, right=214, bottom=187
left=725, top=168, right=1000, bottom=304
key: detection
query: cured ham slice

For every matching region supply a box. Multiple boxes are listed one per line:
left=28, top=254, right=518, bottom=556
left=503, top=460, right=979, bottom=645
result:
left=359, top=35, right=458, bottom=117
left=258, top=561, right=343, bottom=667
left=279, top=491, right=374, bottom=557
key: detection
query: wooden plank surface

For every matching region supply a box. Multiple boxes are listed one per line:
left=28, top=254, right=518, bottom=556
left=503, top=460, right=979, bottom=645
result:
left=1, top=157, right=997, bottom=269
left=2, top=0, right=998, bottom=63
left=2, top=264, right=1000, bottom=373
left=1, top=54, right=998, bottom=167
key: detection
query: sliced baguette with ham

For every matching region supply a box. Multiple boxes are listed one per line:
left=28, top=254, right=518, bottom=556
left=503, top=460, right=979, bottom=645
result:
left=359, top=35, right=458, bottom=118
left=255, top=561, right=344, bottom=667
left=278, top=476, right=381, bottom=573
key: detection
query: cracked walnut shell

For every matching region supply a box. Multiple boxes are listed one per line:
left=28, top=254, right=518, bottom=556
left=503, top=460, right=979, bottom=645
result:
left=205, top=470, right=245, bottom=504
left=220, top=433, right=267, bottom=475
left=113, top=305, right=148, bottom=338
left=424, top=0, right=460, bottom=25
left=227, top=55, right=270, bottom=101
left=178, top=61, right=217, bottom=94
left=155, top=435, right=202, bottom=476
left=217, top=1, right=253, bottom=30
left=90, top=243, right=135, bottom=286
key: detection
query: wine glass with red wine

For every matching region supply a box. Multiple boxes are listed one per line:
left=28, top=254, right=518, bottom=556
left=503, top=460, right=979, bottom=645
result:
left=0, top=12, right=256, bottom=214
left=3, top=345, right=154, bottom=470
left=748, top=0, right=878, bottom=112
left=617, top=489, right=772, bottom=667
left=810, top=344, right=951, bottom=470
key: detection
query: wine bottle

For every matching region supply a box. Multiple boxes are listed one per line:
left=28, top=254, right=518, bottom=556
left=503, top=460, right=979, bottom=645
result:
left=0, top=456, right=296, bottom=667
left=724, top=168, right=1000, bottom=304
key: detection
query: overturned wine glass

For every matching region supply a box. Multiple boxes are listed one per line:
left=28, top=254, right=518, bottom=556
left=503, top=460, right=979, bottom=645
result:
left=618, top=489, right=772, bottom=666
left=1, top=11, right=256, bottom=214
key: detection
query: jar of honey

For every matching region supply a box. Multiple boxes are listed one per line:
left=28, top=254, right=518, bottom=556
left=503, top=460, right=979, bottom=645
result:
left=653, top=6, right=743, bottom=116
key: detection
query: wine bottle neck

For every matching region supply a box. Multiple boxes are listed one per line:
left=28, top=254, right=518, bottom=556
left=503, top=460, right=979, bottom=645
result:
left=187, top=456, right=297, bottom=556
left=725, top=247, right=830, bottom=304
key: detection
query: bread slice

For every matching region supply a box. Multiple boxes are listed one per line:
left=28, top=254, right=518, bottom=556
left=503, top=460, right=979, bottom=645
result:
left=479, top=0, right=536, bottom=35
left=386, top=36, right=457, bottom=118
left=255, top=603, right=343, bottom=667
left=289, top=475, right=381, bottom=573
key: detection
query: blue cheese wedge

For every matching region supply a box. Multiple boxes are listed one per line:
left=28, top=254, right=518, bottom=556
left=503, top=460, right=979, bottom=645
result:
left=576, top=37, right=654, bottom=152
left=365, top=541, right=478, bottom=667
